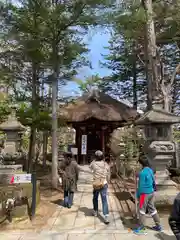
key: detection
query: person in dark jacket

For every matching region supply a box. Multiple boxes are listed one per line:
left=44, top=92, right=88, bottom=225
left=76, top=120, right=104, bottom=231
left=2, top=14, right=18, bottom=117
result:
left=58, top=152, right=79, bottom=208
left=169, top=193, right=180, bottom=240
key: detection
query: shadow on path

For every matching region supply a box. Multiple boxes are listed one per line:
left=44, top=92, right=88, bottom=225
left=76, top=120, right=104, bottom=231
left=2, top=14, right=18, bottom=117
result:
left=79, top=206, right=106, bottom=223
left=51, top=199, right=64, bottom=207
left=79, top=207, right=93, bottom=217
left=155, top=232, right=176, bottom=240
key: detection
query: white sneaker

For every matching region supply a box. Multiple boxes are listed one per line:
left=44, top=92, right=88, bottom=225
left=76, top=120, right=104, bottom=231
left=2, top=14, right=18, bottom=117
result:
left=93, top=210, right=98, bottom=217
left=104, top=215, right=110, bottom=224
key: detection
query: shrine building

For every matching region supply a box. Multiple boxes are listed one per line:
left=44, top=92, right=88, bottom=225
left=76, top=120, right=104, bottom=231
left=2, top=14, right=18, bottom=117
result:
left=59, top=91, right=139, bottom=164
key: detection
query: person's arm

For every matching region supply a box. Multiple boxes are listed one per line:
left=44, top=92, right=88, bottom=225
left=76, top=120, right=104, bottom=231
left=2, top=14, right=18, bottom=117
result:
left=71, top=162, right=92, bottom=174
left=137, top=171, right=144, bottom=199
left=58, top=161, right=65, bottom=176
left=89, top=161, right=94, bottom=172
left=73, top=161, right=79, bottom=181
left=106, top=164, right=111, bottom=183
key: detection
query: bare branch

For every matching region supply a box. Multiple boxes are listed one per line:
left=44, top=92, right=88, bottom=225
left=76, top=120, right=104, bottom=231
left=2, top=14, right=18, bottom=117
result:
left=137, top=54, right=145, bottom=66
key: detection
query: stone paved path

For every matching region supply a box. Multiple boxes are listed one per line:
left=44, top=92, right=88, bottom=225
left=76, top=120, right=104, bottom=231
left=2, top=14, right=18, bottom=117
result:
left=0, top=166, right=176, bottom=239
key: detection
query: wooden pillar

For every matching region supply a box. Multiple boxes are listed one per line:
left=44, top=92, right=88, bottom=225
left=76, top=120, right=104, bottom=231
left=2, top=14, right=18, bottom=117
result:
left=75, top=126, right=80, bottom=164
left=102, top=126, right=108, bottom=154
left=74, top=127, right=79, bottom=163
left=101, top=127, right=105, bottom=154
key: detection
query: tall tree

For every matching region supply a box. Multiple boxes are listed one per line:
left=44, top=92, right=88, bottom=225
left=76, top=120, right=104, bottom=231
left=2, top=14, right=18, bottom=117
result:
left=102, top=0, right=180, bottom=111
left=101, top=1, right=147, bottom=108
left=142, top=0, right=180, bottom=111
left=1, top=0, right=112, bottom=187
left=37, top=0, right=113, bottom=188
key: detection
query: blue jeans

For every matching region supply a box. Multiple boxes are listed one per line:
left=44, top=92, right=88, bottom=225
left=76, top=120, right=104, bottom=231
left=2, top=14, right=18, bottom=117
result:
left=64, top=190, right=74, bottom=207
left=93, top=184, right=109, bottom=216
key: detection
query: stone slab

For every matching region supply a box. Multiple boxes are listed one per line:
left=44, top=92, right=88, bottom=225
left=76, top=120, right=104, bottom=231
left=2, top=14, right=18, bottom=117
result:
left=95, top=217, right=116, bottom=230
left=20, top=233, right=68, bottom=240
left=74, top=217, right=95, bottom=230
left=68, top=233, right=115, bottom=240
left=0, top=234, right=23, bottom=240
left=0, top=231, right=177, bottom=240
left=54, top=211, right=77, bottom=227
left=114, top=231, right=176, bottom=240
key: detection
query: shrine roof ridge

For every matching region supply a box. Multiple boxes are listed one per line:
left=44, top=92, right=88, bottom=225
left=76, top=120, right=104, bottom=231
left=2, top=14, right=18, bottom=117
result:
left=58, top=91, right=139, bottom=123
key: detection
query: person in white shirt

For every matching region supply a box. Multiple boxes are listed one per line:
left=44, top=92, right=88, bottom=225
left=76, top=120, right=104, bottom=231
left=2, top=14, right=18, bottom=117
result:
left=90, top=150, right=110, bottom=224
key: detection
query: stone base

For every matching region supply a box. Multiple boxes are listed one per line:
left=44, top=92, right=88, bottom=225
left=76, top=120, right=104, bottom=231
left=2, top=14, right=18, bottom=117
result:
left=154, top=170, right=178, bottom=206
left=155, top=187, right=178, bottom=206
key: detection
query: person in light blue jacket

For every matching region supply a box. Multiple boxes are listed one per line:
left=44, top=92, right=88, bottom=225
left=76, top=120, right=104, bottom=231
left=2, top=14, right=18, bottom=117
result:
left=134, top=157, right=162, bottom=235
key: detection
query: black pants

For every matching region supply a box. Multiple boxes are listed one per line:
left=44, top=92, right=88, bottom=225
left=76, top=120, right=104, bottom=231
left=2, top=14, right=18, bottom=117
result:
left=169, top=218, right=180, bottom=240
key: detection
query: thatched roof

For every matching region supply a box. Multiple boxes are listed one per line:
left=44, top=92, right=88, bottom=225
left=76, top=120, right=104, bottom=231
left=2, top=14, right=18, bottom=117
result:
left=59, top=91, right=139, bottom=123
left=135, top=109, right=180, bottom=125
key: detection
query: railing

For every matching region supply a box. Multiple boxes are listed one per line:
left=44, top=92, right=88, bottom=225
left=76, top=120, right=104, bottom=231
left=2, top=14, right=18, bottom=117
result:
left=110, top=158, right=138, bottom=219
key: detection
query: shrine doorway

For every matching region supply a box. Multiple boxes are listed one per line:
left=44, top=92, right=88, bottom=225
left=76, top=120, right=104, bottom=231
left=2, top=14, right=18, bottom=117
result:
left=87, top=130, right=101, bottom=151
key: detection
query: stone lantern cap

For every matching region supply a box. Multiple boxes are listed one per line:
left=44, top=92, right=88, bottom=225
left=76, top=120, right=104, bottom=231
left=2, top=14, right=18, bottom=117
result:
left=135, top=109, right=180, bottom=125
left=0, top=112, right=25, bottom=131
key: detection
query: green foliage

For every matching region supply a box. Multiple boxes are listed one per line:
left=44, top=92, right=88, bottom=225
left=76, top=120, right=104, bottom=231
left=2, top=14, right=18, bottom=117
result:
left=99, top=1, right=147, bottom=105
left=0, top=0, right=113, bottom=117
left=100, top=0, right=180, bottom=110
left=0, top=93, right=11, bottom=124
left=75, top=74, right=102, bottom=92
left=173, top=128, right=180, bottom=143
left=16, top=102, right=66, bottom=130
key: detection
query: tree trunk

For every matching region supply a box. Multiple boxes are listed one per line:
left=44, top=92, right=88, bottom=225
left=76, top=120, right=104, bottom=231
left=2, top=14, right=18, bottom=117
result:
left=28, top=63, right=38, bottom=173
left=132, top=45, right=137, bottom=109
left=40, top=74, right=48, bottom=167
left=143, top=0, right=160, bottom=109
left=51, top=71, right=58, bottom=189
left=144, top=25, right=152, bottom=110
left=28, top=128, right=36, bottom=173
left=43, top=131, right=48, bottom=167
left=164, top=95, right=170, bottom=112
left=171, top=77, right=178, bottom=113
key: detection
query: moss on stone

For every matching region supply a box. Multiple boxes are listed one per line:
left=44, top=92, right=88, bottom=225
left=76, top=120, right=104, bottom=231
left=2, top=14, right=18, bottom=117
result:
left=0, top=181, right=40, bottom=219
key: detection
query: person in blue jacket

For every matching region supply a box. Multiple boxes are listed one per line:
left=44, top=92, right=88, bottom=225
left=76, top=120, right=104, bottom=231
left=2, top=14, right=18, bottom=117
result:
left=133, top=157, right=162, bottom=235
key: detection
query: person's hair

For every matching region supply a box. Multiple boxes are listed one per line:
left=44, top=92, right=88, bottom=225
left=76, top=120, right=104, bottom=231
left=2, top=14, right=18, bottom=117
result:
left=95, top=154, right=104, bottom=161
left=105, top=156, right=110, bottom=164
left=64, top=152, right=73, bottom=158
left=138, top=157, right=150, bottom=168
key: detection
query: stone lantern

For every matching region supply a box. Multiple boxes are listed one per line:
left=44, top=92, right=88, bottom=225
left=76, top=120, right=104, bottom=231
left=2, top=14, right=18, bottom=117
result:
left=0, top=111, right=25, bottom=154
left=136, top=108, right=180, bottom=205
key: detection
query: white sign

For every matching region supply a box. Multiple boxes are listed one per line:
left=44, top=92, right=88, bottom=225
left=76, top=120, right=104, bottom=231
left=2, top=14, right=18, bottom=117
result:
left=81, top=135, right=87, bottom=155
left=10, top=174, right=32, bottom=184
left=71, top=147, right=78, bottom=155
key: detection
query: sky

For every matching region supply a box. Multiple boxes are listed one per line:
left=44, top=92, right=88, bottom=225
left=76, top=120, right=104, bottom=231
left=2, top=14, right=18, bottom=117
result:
left=10, top=0, right=113, bottom=98
left=61, top=31, right=112, bottom=97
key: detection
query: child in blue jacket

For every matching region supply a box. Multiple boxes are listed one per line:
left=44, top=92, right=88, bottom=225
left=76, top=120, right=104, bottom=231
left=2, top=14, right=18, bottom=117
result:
left=134, top=157, right=162, bottom=235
